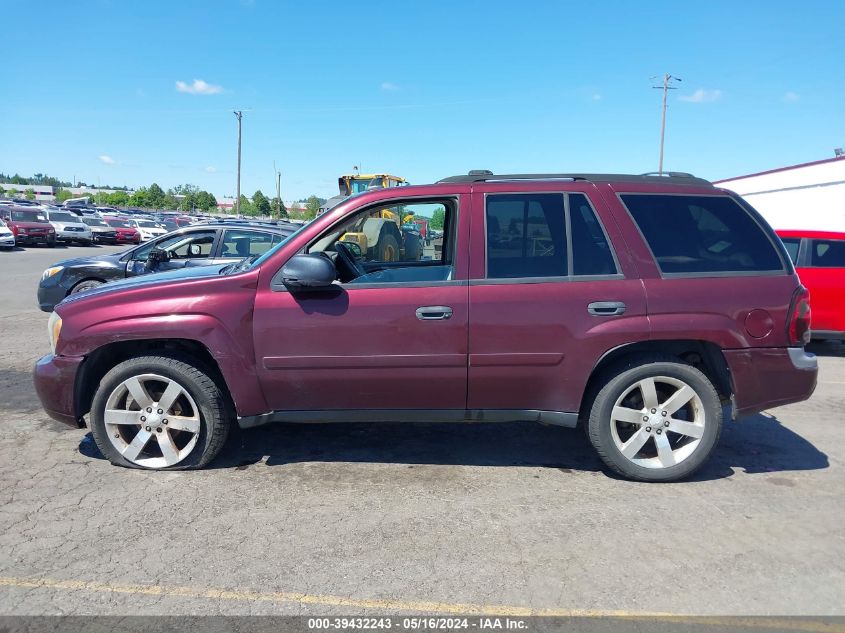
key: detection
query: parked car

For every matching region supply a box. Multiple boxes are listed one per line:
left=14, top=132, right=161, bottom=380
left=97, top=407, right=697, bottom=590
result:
left=44, top=209, right=94, bottom=246
left=33, top=171, right=816, bottom=481
left=128, top=218, right=168, bottom=241
left=37, top=222, right=296, bottom=311
left=1, top=206, right=56, bottom=247
left=161, top=216, right=193, bottom=232
left=777, top=229, right=845, bottom=341
left=103, top=218, right=141, bottom=244
left=0, top=218, right=15, bottom=249
left=79, top=217, right=119, bottom=244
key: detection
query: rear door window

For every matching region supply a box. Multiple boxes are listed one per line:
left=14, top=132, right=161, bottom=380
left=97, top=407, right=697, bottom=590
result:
left=221, top=230, right=277, bottom=257
left=486, top=194, right=567, bottom=279
left=810, top=239, right=845, bottom=267
left=620, top=194, right=783, bottom=275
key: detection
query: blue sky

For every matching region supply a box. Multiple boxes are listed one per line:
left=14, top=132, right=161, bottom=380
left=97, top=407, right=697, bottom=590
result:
left=2, top=0, right=843, bottom=201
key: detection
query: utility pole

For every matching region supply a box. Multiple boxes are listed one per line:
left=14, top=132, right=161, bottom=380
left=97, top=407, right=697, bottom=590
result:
left=234, top=110, right=243, bottom=215
left=274, top=161, right=281, bottom=218
left=652, top=74, right=681, bottom=175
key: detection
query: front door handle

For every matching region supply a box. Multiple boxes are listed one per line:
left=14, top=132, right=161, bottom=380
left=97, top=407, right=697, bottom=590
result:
left=588, top=301, right=626, bottom=316
left=416, top=306, right=453, bottom=320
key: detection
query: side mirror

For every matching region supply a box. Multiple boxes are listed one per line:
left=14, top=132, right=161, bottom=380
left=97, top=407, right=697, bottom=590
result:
left=280, top=254, right=336, bottom=290
left=146, top=248, right=170, bottom=267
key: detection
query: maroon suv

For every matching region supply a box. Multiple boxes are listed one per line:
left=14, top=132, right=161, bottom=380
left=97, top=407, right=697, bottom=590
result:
left=33, top=171, right=817, bottom=481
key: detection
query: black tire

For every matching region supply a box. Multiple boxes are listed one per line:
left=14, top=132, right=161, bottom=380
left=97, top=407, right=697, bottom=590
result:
left=70, top=279, right=104, bottom=295
left=587, top=355, right=722, bottom=482
left=376, top=232, right=401, bottom=262
left=403, top=232, right=422, bottom=260
left=46, top=238, right=56, bottom=248
left=80, top=239, right=93, bottom=246
left=89, top=355, right=230, bottom=470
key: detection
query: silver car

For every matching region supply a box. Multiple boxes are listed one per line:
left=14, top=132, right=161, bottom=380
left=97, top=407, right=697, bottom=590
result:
left=44, top=209, right=94, bottom=245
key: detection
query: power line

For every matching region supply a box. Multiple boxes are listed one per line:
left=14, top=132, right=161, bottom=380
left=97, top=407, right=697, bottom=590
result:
left=652, top=74, right=681, bottom=175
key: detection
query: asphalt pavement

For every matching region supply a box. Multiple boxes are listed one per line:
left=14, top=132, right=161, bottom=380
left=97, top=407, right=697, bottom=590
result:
left=0, top=244, right=843, bottom=617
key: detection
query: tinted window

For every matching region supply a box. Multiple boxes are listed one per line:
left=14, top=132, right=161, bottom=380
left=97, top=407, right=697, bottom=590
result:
left=11, top=209, right=48, bottom=222
left=781, top=238, right=801, bottom=265
left=569, top=194, right=618, bottom=275
left=222, top=230, right=276, bottom=257
left=811, top=239, right=845, bottom=267
left=621, top=194, right=782, bottom=274
left=486, top=194, right=567, bottom=278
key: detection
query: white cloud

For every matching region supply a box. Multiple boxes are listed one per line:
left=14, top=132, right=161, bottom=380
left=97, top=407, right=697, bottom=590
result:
left=679, top=88, right=722, bottom=103
left=175, top=79, right=224, bottom=95
left=782, top=91, right=800, bottom=102
left=204, top=166, right=217, bottom=173
left=381, top=81, right=399, bottom=91
left=98, top=155, right=116, bottom=165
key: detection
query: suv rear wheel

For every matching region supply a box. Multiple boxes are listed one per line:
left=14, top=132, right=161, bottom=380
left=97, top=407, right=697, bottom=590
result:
left=89, top=355, right=230, bottom=469
left=587, top=356, right=722, bottom=482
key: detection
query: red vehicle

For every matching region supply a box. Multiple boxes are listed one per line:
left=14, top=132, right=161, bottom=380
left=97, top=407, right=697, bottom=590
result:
left=777, top=229, right=845, bottom=341
left=1, top=206, right=56, bottom=247
left=33, top=171, right=817, bottom=481
left=103, top=217, right=141, bottom=244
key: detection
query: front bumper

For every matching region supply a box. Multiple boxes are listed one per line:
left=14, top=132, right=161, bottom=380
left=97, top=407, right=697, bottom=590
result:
left=56, top=229, right=92, bottom=242
left=724, top=347, right=818, bottom=418
left=37, top=283, right=67, bottom=312
left=15, top=233, right=53, bottom=245
left=33, top=354, right=84, bottom=427
left=0, top=235, right=15, bottom=248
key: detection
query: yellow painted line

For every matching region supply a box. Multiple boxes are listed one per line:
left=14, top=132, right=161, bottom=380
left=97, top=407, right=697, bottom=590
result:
left=0, top=575, right=666, bottom=617
left=0, top=576, right=841, bottom=631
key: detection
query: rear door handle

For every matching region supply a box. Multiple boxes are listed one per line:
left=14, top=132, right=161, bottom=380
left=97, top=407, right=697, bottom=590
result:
left=588, top=301, right=626, bottom=316
left=416, top=306, right=453, bottom=320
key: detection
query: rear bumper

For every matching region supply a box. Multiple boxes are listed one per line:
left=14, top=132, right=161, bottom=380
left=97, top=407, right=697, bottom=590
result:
left=724, top=347, right=818, bottom=418
left=33, top=354, right=84, bottom=427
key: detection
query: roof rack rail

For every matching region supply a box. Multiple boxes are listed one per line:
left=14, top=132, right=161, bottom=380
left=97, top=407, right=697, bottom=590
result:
left=437, top=171, right=712, bottom=186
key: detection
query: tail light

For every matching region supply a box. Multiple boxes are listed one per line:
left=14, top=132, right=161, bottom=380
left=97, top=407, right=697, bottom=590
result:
left=787, top=286, right=811, bottom=346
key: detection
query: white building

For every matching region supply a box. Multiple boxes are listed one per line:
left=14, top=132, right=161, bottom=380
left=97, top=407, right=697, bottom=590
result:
left=0, top=183, right=54, bottom=201
left=715, top=156, right=845, bottom=232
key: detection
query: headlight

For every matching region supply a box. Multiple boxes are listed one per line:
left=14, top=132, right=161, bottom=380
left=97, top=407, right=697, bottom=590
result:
left=47, top=311, right=62, bottom=355
left=18, top=228, right=27, bottom=234
left=42, top=266, right=64, bottom=281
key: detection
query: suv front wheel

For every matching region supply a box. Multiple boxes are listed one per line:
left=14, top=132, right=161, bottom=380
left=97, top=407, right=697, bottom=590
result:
left=89, top=355, right=230, bottom=469
left=587, top=356, right=722, bottom=482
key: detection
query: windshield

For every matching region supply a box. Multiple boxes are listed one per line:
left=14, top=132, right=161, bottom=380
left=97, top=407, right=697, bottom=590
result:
left=11, top=209, right=48, bottom=222
left=49, top=212, right=78, bottom=223
left=82, top=218, right=108, bottom=227
left=137, top=220, right=158, bottom=228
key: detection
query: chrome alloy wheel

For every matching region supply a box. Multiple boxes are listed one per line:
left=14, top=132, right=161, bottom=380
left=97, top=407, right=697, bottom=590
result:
left=103, top=373, right=202, bottom=468
left=609, top=375, right=706, bottom=470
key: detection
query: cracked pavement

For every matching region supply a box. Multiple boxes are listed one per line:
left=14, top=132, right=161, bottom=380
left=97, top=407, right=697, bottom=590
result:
left=0, top=245, right=843, bottom=616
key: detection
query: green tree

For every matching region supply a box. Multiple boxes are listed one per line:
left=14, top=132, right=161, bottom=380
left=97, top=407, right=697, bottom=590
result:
left=0, top=186, right=5, bottom=197
left=93, top=192, right=110, bottom=205
left=304, top=195, right=322, bottom=219
left=429, top=206, right=446, bottom=230
left=6, top=188, right=18, bottom=197
left=54, top=188, right=72, bottom=203
left=194, top=190, right=217, bottom=212
left=24, top=188, right=36, bottom=201
left=143, top=183, right=164, bottom=208
left=107, top=190, right=129, bottom=207
left=252, top=190, right=271, bottom=216
left=129, top=187, right=149, bottom=208
left=238, top=195, right=256, bottom=217
left=271, top=196, right=287, bottom=218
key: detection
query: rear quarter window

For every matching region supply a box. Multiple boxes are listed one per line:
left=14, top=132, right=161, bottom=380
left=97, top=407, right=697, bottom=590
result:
left=810, top=239, right=845, bottom=267
left=620, top=194, right=784, bottom=275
